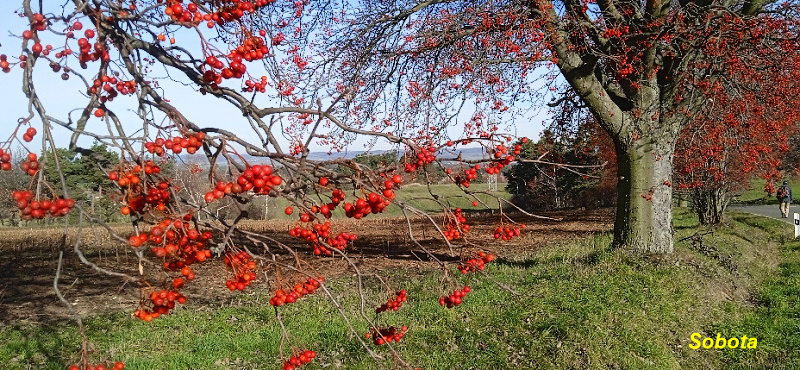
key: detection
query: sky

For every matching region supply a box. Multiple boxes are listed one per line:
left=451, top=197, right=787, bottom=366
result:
left=0, top=2, right=548, bottom=158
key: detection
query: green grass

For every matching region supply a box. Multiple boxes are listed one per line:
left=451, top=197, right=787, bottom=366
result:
left=713, top=215, right=800, bottom=369
left=733, top=177, right=800, bottom=204
left=2, top=208, right=799, bottom=369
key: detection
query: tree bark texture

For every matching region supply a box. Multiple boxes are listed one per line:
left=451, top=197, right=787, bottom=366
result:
left=613, top=129, right=677, bottom=253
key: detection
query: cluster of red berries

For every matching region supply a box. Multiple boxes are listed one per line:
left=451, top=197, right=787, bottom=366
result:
left=443, top=208, right=469, bottom=241
left=204, top=165, right=285, bottom=203
left=224, top=251, right=258, bottom=291
left=325, top=231, right=357, bottom=254
left=201, top=55, right=226, bottom=87
left=19, top=153, right=39, bottom=176
left=448, top=166, right=479, bottom=188
left=108, top=164, right=142, bottom=187
left=243, top=75, right=268, bottom=93
left=202, top=53, right=246, bottom=86
left=89, top=75, right=137, bottom=104
left=602, top=26, right=629, bottom=38
left=641, top=187, right=655, bottom=202
left=272, top=33, right=285, bottom=45
left=145, top=132, right=205, bottom=156
left=493, top=224, right=524, bottom=240
left=210, top=1, right=274, bottom=26
left=235, top=164, right=283, bottom=195
left=295, top=112, right=314, bottom=125
left=484, top=143, right=521, bottom=175
left=133, top=289, right=186, bottom=322
left=404, top=146, right=436, bottom=172
left=163, top=1, right=203, bottom=23
left=176, top=265, right=197, bottom=281
left=269, top=276, right=323, bottom=306
left=231, top=35, right=269, bottom=62
left=12, top=190, right=75, bottom=220
left=458, top=251, right=495, bottom=274
left=289, top=142, right=304, bottom=156
left=343, top=192, right=391, bottom=219
left=0, top=54, right=10, bottom=73
left=157, top=224, right=212, bottom=270
left=68, top=362, right=125, bottom=370
left=375, top=290, right=407, bottom=314
left=382, top=174, right=404, bottom=192
left=22, top=127, right=37, bottom=142
left=289, top=222, right=357, bottom=255
left=145, top=160, right=164, bottom=174
left=439, top=286, right=470, bottom=308
left=319, top=187, right=347, bottom=218
left=616, top=62, right=635, bottom=79
left=0, top=148, right=12, bottom=171
left=204, top=181, right=234, bottom=202
left=128, top=233, right=148, bottom=247
left=73, top=28, right=110, bottom=68
left=141, top=181, right=171, bottom=213
left=282, top=350, right=316, bottom=370
left=292, top=54, right=309, bottom=70
left=147, top=219, right=213, bottom=262
left=110, top=161, right=166, bottom=215
left=286, top=187, right=346, bottom=220
left=22, top=13, right=48, bottom=56
left=366, top=325, right=407, bottom=345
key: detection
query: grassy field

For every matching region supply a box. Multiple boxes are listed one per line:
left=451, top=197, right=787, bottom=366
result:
left=261, top=182, right=512, bottom=220
left=732, top=177, right=800, bottom=204
left=1, top=208, right=798, bottom=369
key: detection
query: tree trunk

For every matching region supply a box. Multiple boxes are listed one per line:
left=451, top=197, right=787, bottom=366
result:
left=690, top=188, right=731, bottom=224
left=551, top=30, right=683, bottom=253
left=613, top=135, right=676, bottom=253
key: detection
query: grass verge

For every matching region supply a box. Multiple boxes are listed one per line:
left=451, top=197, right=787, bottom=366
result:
left=733, top=177, right=800, bottom=204
left=1, top=208, right=798, bottom=369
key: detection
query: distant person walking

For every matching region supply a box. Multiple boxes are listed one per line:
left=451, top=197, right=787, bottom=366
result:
left=777, top=180, right=793, bottom=218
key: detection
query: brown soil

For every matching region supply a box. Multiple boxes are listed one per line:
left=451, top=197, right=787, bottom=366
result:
left=0, top=208, right=613, bottom=325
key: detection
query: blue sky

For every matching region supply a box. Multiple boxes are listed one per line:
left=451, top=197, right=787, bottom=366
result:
left=0, top=2, right=548, bottom=157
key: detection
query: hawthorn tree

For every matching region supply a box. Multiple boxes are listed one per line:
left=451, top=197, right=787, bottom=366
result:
left=3, top=0, right=798, bottom=368
left=673, top=77, right=800, bottom=224
left=306, top=0, right=800, bottom=253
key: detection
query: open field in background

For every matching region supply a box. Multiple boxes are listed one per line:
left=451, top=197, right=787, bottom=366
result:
left=0, top=207, right=611, bottom=324
left=258, top=182, right=514, bottom=221
left=1, top=207, right=799, bottom=369
left=0, top=183, right=513, bottom=228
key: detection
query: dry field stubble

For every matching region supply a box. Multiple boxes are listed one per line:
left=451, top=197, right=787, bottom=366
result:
left=0, top=208, right=612, bottom=324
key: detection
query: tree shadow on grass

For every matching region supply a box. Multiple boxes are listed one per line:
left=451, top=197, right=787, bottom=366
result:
left=2, top=321, right=80, bottom=369
left=731, top=213, right=782, bottom=234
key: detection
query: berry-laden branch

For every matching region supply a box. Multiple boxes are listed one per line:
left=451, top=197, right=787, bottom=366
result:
left=0, top=1, right=623, bottom=368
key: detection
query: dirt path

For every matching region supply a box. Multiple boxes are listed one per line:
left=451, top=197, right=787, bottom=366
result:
left=0, top=209, right=614, bottom=325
